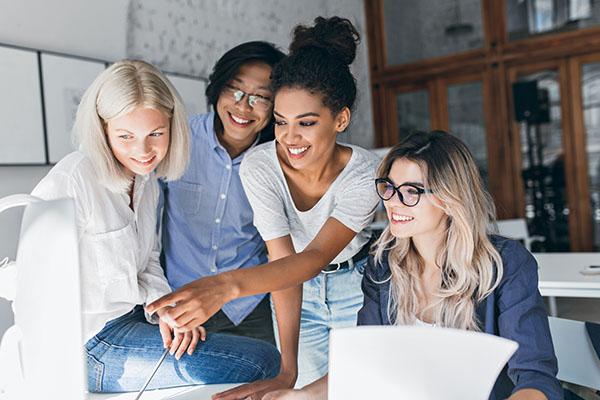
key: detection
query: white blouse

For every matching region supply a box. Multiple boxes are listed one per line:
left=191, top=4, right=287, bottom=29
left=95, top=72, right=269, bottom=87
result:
left=31, top=151, right=172, bottom=342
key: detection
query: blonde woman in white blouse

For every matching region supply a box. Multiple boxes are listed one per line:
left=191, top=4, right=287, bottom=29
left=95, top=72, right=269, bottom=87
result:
left=31, top=60, right=280, bottom=392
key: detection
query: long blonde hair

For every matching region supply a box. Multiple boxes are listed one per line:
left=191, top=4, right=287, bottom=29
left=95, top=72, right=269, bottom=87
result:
left=374, top=131, right=503, bottom=330
left=73, top=59, right=189, bottom=193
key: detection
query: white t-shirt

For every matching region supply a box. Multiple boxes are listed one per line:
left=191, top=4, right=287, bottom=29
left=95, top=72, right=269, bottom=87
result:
left=240, top=141, right=380, bottom=264
left=31, top=151, right=171, bottom=342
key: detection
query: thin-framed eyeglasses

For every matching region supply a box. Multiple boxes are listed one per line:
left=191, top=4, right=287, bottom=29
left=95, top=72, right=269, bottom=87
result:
left=375, top=178, right=433, bottom=207
left=224, top=85, right=272, bottom=109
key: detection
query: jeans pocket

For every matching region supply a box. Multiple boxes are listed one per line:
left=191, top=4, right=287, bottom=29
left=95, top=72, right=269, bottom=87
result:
left=86, top=352, right=105, bottom=392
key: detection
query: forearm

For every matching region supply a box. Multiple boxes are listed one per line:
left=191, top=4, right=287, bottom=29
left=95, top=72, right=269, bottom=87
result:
left=272, top=286, right=302, bottom=382
left=220, top=249, right=329, bottom=300
left=508, top=388, right=547, bottom=400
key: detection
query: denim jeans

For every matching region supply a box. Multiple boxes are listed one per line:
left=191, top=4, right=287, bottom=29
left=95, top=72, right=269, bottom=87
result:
left=85, top=306, right=280, bottom=392
left=273, top=256, right=366, bottom=388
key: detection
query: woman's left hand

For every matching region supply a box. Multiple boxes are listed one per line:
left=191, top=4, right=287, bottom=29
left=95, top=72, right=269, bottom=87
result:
left=211, top=371, right=297, bottom=400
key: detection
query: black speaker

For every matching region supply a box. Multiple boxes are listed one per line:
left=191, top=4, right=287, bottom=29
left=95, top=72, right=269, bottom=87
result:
left=512, top=81, right=550, bottom=124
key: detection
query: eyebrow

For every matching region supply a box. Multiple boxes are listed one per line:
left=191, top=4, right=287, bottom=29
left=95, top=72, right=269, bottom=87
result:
left=115, top=126, right=167, bottom=134
left=273, top=111, right=320, bottom=119
left=387, top=178, right=424, bottom=187
left=232, top=77, right=271, bottom=92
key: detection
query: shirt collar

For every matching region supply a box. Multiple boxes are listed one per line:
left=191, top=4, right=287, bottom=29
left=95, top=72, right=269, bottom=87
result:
left=208, top=112, right=262, bottom=164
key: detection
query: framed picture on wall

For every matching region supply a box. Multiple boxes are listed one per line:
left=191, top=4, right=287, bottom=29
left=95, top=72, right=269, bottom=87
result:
left=41, top=53, right=106, bottom=163
left=0, top=45, right=46, bottom=165
left=165, top=73, right=208, bottom=117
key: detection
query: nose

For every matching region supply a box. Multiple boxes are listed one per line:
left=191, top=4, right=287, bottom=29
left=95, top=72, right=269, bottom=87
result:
left=234, top=94, right=253, bottom=112
left=137, top=138, right=151, bottom=155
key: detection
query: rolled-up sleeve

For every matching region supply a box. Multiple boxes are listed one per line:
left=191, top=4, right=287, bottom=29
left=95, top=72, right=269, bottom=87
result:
left=496, top=241, right=563, bottom=400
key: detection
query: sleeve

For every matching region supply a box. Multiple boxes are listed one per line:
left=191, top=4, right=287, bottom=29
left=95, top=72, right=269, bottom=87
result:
left=240, top=153, right=291, bottom=241
left=138, top=181, right=173, bottom=324
left=357, top=255, right=385, bottom=326
left=330, top=155, right=379, bottom=233
left=496, top=240, right=563, bottom=400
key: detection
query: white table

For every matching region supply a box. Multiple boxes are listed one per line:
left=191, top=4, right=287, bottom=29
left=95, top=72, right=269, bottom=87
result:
left=87, top=383, right=238, bottom=400
left=533, top=252, right=600, bottom=316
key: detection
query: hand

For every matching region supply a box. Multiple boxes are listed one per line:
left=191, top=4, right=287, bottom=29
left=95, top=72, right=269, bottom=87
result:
left=211, top=371, right=297, bottom=400
left=157, top=309, right=206, bottom=360
left=146, top=274, right=236, bottom=332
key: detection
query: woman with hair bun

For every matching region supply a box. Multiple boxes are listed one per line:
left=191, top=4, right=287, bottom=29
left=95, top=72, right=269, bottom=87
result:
left=148, top=16, right=380, bottom=399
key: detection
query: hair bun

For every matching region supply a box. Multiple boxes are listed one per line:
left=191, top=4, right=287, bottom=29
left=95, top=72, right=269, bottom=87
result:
left=289, top=16, right=360, bottom=66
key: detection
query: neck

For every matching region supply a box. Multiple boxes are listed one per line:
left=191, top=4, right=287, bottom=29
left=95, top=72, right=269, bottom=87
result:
left=218, top=129, right=257, bottom=159
left=411, top=225, right=446, bottom=272
left=289, top=143, right=341, bottom=182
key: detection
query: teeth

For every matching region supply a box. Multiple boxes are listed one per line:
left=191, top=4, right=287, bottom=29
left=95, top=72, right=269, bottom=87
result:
left=289, top=146, right=308, bottom=155
left=392, top=214, right=414, bottom=222
left=231, top=114, right=250, bottom=124
left=133, top=156, right=155, bottom=164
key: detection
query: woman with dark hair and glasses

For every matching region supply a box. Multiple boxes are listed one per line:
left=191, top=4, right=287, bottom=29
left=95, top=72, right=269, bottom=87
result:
left=158, top=40, right=286, bottom=368
left=264, top=130, right=561, bottom=400
left=149, top=16, right=380, bottom=399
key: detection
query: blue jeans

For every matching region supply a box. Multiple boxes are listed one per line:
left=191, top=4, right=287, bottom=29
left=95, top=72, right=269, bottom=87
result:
left=274, top=256, right=366, bottom=387
left=85, top=306, right=280, bottom=392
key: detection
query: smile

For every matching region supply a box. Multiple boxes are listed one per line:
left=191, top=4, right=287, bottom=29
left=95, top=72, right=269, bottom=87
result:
left=131, top=155, right=156, bottom=165
left=391, top=213, right=414, bottom=222
left=288, top=146, right=309, bottom=156
left=229, top=112, right=252, bottom=125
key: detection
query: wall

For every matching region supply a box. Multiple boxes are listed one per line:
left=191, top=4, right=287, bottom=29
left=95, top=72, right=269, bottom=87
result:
left=126, top=0, right=374, bottom=148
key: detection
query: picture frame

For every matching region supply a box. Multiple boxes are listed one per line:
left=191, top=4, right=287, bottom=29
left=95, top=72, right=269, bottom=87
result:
left=41, top=53, right=106, bottom=163
left=0, top=45, right=46, bottom=165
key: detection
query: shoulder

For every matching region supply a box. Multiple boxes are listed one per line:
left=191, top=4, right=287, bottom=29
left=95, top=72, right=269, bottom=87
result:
left=490, top=234, right=538, bottom=285
left=45, top=151, right=95, bottom=185
left=188, top=112, right=214, bottom=140
left=241, top=141, right=277, bottom=170
left=349, top=145, right=380, bottom=171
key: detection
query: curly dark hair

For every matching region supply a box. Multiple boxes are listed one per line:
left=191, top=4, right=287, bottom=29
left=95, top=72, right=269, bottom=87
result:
left=272, top=16, right=360, bottom=114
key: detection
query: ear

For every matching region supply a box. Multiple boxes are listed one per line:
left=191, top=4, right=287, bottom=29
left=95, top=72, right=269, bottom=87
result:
left=334, top=107, right=351, bottom=133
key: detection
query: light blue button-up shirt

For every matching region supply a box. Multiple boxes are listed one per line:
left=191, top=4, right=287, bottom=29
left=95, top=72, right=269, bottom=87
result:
left=160, top=112, right=268, bottom=325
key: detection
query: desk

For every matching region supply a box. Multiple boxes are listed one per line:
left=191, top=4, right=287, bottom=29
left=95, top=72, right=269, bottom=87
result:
left=88, top=383, right=238, bottom=400
left=533, top=252, right=600, bottom=316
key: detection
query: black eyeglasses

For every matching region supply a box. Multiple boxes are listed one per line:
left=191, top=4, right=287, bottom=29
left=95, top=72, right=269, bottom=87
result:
left=224, top=85, right=272, bottom=109
left=375, top=178, right=433, bottom=207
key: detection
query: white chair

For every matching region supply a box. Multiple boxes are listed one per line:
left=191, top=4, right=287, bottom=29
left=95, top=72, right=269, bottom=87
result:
left=497, top=219, right=557, bottom=316
left=548, top=317, right=600, bottom=391
left=496, top=218, right=533, bottom=250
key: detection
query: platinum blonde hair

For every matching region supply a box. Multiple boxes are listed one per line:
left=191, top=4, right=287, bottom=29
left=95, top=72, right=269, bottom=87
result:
left=374, top=131, right=503, bottom=330
left=73, top=59, right=189, bottom=193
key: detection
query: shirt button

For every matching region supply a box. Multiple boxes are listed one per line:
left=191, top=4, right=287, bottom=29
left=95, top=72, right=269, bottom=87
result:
left=212, top=245, right=218, bottom=251
left=210, top=266, right=217, bottom=273
left=220, top=193, right=226, bottom=200
left=225, top=164, right=231, bottom=170
left=215, top=218, right=221, bottom=224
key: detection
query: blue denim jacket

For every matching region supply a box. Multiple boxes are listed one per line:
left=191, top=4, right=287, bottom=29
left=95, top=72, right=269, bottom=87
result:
left=357, top=235, right=563, bottom=400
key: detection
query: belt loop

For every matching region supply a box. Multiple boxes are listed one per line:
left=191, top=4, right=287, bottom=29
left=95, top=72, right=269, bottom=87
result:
left=347, top=257, right=354, bottom=270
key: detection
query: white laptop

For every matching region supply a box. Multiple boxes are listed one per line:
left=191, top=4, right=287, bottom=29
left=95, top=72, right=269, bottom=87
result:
left=0, top=197, right=237, bottom=400
left=328, top=325, right=518, bottom=400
